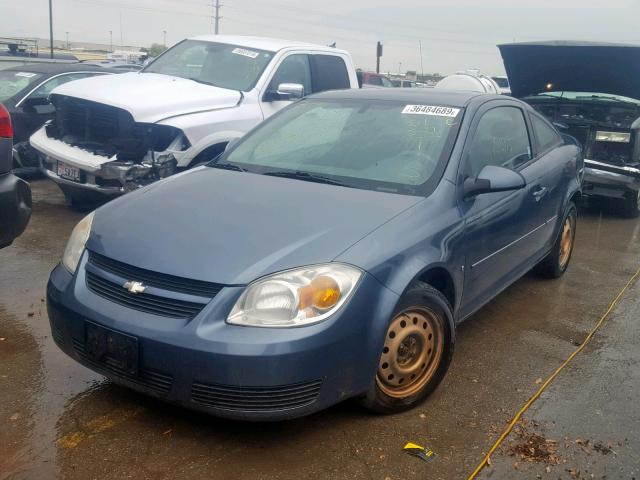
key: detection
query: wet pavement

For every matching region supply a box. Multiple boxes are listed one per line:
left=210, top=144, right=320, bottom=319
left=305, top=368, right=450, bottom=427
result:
left=1, top=179, right=639, bottom=480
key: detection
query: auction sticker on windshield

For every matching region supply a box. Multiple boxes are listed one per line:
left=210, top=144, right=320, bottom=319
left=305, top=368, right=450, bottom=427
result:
left=402, top=105, right=460, bottom=117
left=232, top=47, right=259, bottom=59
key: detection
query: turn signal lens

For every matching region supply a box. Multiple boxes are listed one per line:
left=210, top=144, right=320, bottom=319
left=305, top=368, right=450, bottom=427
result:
left=299, top=275, right=341, bottom=311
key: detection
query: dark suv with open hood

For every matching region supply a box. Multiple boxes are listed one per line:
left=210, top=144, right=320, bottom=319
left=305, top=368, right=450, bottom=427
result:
left=499, top=41, right=640, bottom=216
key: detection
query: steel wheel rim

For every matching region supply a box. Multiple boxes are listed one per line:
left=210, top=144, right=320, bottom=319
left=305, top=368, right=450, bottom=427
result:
left=559, top=216, right=573, bottom=269
left=376, top=308, right=444, bottom=398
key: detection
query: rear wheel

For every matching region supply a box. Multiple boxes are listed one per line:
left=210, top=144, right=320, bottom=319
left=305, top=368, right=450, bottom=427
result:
left=534, top=202, right=577, bottom=278
left=360, top=283, right=454, bottom=413
left=621, top=190, right=640, bottom=218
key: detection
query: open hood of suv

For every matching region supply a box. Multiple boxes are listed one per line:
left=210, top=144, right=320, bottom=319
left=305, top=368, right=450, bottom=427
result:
left=50, top=72, right=242, bottom=123
left=498, top=41, right=640, bottom=100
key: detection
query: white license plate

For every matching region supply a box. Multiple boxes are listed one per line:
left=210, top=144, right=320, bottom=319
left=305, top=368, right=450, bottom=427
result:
left=57, top=162, right=81, bottom=182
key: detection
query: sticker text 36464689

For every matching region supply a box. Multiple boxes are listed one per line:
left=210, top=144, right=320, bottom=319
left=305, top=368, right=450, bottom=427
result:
left=402, top=105, right=460, bottom=117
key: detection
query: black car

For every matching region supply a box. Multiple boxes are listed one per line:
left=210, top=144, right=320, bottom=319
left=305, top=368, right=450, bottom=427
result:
left=0, top=63, right=112, bottom=175
left=0, top=103, right=31, bottom=248
left=499, top=41, right=640, bottom=216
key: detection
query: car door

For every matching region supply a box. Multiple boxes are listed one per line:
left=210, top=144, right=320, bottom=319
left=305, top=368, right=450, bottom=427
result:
left=260, top=53, right=351, bottom=119
left=528, top=112, right=568, bottom=248
left=260, top=53, right=312, bottom=119
left=459, top=102, right=544, bottom=317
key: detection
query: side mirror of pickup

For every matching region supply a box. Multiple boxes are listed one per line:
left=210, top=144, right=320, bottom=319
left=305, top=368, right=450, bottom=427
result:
left=265, top=83, right=304, bottom=102
left=463, top=165, right=526, bottom=198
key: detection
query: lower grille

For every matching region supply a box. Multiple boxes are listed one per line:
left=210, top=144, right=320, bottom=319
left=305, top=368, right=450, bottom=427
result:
left=191, top=379, right=322, bottom=412
left=72, top=337, right=173, bottom=395
left=86, top=270, right=205, bottom=319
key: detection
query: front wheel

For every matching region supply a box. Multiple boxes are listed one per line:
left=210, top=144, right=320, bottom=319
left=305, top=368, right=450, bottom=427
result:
left=360, top=283, right=454, bottom=414
left=534, top=202, right=577, bottom=278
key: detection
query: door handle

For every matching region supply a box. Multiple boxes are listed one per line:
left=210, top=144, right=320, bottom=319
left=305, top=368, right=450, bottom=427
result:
left=532, top=186, right=548, bottom=202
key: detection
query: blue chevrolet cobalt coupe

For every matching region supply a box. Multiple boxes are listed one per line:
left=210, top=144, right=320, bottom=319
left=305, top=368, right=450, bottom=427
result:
left=47, top=89, right=582, bottom=420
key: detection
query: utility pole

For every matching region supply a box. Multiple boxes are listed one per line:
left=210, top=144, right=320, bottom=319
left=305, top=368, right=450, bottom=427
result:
left=419, top=40, right=424, bottom=79
left=213, top=0, right=222, bottom=34
left=65, top=31, right=69, bottom=50
left=376, top=41, right=383, bottom=74
left=109, top=30, right=113, bottom=52
left=163, top=30, right=167, bottom=47
left=48, top=0, right=54, bottom=59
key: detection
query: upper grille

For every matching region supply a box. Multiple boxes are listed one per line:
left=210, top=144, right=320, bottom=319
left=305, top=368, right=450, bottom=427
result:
left=191, top=379, right=323, bottom=412
left=60, top=98, right=121, bottom=144
left=86, top=271, right=206, bottom=318
left=89, top=251, right=223, bottom=298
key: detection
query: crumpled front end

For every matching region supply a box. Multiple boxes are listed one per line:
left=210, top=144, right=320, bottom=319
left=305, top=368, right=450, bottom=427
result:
left=33, top=95, right=191, bottom=201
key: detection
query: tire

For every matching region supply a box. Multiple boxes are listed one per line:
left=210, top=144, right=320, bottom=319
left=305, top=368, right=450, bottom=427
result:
left=360, top=282, right=454, bottom=414
left=621, top=190, right=640, bottom=218
left=534, top=202, right=577, bottom=278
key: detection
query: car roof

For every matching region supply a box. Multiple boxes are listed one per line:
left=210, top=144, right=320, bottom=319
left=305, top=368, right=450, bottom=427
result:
left=187, top=34, right=348, bottom=54
left=498, top=40, right=639, bottom=48
left=3, top=62, right=110, bottom=75
left=310, top=88, right=493, bottom=107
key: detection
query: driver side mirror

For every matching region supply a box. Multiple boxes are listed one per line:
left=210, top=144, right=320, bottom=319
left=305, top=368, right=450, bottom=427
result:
left=21, top=96, right=51, bottom=110
left=463, top=165, right=525, bottom=198
left=274, top=83, right=304, bottom=100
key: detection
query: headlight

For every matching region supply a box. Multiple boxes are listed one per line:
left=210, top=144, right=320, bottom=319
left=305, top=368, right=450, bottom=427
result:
left=227, top=263, right=362, bottom=327
left=595, top=131, right=631, bottom=143
left=62, top=212, right=94, bottom=273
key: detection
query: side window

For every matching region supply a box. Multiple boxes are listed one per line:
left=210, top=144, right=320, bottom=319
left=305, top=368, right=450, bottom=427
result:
left=466, top=106, right=532, bottom=177
left=29, top=73, right=101, bottom=100
left=367, top=75, right=383, bottom=86
left=380, top=76, right=394, bottom=88
left=267, top=54, right=312, bottom=97
left=309, top=54, right=350, bottom=93
left=531, top=114, right=562, bottom=152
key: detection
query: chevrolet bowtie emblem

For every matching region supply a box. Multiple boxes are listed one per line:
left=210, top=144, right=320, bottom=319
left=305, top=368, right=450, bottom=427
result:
left=123, top=281, right=146, bottom=294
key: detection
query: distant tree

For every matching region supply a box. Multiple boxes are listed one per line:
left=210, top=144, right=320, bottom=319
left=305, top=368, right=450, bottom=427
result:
left=148, top=43, right=167, bottom=57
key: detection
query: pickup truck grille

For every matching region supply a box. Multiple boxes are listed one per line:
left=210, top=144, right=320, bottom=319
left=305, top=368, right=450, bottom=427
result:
left=59, top=97, right=124, bottom=145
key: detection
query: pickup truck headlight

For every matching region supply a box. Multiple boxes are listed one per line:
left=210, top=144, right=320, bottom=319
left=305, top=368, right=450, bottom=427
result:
left=62, top=212, right=94, bottom=273
left=595, top=131, right=631, bottom=143
left=227, top=264, right=362, bottom=327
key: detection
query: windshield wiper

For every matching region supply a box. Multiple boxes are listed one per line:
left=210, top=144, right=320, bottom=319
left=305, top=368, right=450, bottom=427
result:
left=263, top=170, right=348, bottom=187
left=209, top=162, right=246, bottom=172
left=577, top=94, right=640, bottom=106
left=187, top=77, right=216, bottom=86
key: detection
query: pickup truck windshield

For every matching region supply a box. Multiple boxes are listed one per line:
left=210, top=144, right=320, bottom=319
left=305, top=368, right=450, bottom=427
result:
left=143, top=40, right=274, bottom=91
left=220, top=99, right=462, bottom=195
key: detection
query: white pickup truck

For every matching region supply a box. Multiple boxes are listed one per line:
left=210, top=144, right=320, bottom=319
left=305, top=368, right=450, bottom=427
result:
left=30, top=35, right=358, bottom=204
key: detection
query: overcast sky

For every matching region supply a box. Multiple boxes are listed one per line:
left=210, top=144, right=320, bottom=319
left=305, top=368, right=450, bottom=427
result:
left=2, top=0, right=639, bottom=75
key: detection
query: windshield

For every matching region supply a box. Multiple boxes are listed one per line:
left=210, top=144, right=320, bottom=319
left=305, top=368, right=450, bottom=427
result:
left=0, top=70, right=44, bottom=103
left=143, top=40, right=274, bottom=91
left=219, top=99, right=463, bottom=195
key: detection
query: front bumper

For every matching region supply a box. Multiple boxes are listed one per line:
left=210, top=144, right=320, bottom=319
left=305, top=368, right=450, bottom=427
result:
left=47, top=257, right=399, bottom=421
left=33, top=128, right=180, bottom=202
left=583, top=159, right=640, bottom=199
left=0, top=172, right=32, bottom=248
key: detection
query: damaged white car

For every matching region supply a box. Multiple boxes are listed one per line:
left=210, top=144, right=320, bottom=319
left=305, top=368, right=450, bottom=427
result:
left=30, top=35, right=358, bottom=205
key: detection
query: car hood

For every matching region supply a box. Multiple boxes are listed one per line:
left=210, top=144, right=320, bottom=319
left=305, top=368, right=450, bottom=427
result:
left=87, top=168, right=422, bottom=285
left=498, top=41, right=640, bottom=100
left=50, top=72, right=241, bottom=123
